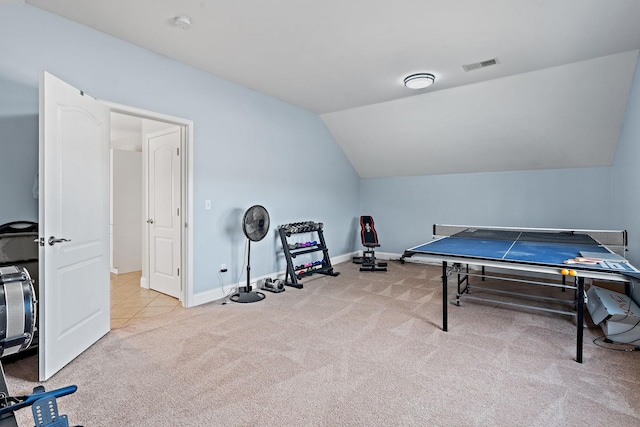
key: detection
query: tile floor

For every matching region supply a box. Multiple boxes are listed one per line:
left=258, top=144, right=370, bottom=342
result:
left=110, top=270, right=183, bottom=329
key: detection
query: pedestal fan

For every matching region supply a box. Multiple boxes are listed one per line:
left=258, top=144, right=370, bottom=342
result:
left=230, top=205, right=269, bottom=303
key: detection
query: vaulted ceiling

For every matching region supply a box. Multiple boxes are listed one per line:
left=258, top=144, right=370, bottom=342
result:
left=22, top=0, right=640, bottom=178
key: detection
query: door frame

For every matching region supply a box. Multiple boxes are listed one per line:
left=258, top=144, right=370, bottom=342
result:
left=104, top=101, right=194, bottom=307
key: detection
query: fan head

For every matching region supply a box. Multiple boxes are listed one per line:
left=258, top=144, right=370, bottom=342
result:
left=242, top=205, right=270, bottom=242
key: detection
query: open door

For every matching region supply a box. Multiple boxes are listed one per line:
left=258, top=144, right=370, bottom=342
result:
left=38, top=72, right=110, bottom=381
left=147, top=127, right=182, bottom=299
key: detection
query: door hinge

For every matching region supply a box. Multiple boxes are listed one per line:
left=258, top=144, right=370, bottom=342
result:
left=177, top=268, right=180, bottom=276
left=177, top=208, right=180, bottom=216
left=177, top=147, right=179, bottom=156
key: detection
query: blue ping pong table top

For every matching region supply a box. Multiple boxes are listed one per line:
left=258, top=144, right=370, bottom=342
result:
left=408, top=229, right=638, bottom=273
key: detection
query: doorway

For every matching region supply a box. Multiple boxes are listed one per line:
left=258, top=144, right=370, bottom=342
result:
left=107, top=103, right=194, bottom=323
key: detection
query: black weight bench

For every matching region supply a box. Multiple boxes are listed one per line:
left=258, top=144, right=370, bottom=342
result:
left=353, top=216, right=387, bottom=272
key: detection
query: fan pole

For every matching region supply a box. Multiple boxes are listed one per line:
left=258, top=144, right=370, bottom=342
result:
left=246, top=240, right=252, bottom=292
left=230, top=239, right=266, bottom=303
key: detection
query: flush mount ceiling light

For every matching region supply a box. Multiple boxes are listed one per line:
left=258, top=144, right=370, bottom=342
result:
left=173, top=15, right=192, bottom=30
left=404, top=73, right=435, bottom=89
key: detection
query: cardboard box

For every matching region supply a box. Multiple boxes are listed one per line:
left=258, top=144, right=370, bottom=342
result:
left=586, top=285, right=640, bottom=344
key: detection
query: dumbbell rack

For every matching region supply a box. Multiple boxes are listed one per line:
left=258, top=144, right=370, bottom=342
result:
left=278, top=221, right=339, bottom=289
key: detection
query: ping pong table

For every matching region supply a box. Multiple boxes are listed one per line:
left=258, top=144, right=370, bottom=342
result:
left=401, top=225, right=640, bottom=363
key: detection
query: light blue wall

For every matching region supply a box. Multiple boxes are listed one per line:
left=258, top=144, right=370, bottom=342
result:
left=0, top=4, right=360, bottom=296
left=0, top=76, right=39, bottom=224
left=612, top=52, right=640, bottom=266
left=360, top=167, right=613, bottom=254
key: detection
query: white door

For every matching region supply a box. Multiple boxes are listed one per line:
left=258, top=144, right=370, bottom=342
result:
left=147, top=127, right=182, bottom=298
left=39, top=72, right=111, bottom=381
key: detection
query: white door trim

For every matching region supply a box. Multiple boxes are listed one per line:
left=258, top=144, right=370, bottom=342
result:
left=103, top=101, right=194, bottom=308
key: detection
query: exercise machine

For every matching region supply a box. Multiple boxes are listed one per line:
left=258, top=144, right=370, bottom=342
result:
left=0, top=378, right=78, bottom=427
left=352, top=216, right=387, bottom=272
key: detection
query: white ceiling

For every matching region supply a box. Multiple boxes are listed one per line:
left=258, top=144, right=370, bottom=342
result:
left=22, top=0, right=640, bottom=178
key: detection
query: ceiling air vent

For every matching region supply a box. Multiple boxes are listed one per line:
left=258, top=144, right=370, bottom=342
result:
left=462, top=58, right=499, bottom=72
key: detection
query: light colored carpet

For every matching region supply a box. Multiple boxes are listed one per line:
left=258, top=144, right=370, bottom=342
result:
left=3, top=261, right=640, bottom=426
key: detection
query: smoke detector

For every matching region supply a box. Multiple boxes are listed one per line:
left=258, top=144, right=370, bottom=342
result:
left=173, top=15, right=192, bottom=30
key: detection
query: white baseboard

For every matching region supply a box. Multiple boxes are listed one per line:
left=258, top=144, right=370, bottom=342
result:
left=190, top=285, right=233, bottom=307
left=190, top=252, right=362, bottom=307
left=190, top=271, right=289, bottom=307
left=331, top=252, right=360, bottom=264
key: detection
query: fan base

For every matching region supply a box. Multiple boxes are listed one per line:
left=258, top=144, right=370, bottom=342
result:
left=230, top=290, right=266, bottom=303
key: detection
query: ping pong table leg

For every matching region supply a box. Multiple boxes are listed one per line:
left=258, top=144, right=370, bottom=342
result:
left=576, top=277, right=584, bottom=363
left=442, top=261, right=448, bottom=332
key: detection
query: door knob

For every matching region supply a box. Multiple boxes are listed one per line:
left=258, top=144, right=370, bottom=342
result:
left=147, top=219, right=154, bottom=224
left=48, top=236, right=71, bottom=246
